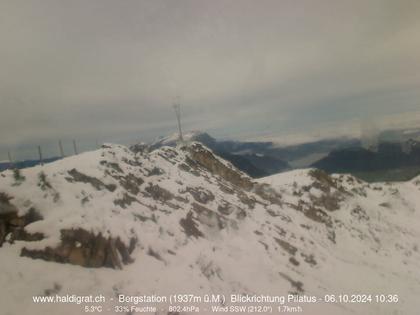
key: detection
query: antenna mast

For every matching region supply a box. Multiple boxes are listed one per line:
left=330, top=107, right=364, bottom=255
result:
left=173, top=97, right=184, bottom=142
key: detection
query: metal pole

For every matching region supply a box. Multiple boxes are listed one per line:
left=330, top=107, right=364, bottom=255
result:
left=59, top=140, right=65, bottom=158
left=38, top=145, right=43, bottom=165
left=73, top=140, right=78, bottom=155
left=7, top=151, right=14, bottom=169
left=173, top=102, right=183, bottom=142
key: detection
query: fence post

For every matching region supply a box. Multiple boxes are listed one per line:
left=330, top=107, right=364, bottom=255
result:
left=59, top=140, right=65, bottom=158
left=7, top=151, right=14, bottom=169
left=38, top=145, right=44, bottom=166
left=73, top=140, right=78, bottom=155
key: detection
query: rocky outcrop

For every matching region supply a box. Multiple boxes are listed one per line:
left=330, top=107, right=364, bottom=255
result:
left=0, top=193, right=18, bottom=246
left=185, top=186, right=215, bottom=204
left=66, top=169, right=117, bottom=192
left=21, top=228, right=136, bottom=269
left=180, top=211, right=204, bottom=238
left=144, top=183, right=174, bottom=202
left=186, top=143, right=253, bottom=190
left=253, top=183, right=282, bottom=206
left=304, top=169, right=348, bottom=211
left=0, top=193, right=44, bottom=246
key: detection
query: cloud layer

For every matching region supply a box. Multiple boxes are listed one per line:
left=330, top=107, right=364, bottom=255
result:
left=1, top=0, right=420, bottom=158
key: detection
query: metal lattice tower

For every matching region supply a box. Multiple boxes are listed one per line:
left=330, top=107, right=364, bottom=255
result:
left=173, top=97, right=184, bottom=142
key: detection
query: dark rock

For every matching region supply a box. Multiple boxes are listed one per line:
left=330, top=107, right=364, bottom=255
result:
left=44, top=283, right=62, bottom=296
left=38, top=172, right=53, bottom=190
left=279, top=272, right=304, bottom=294
left=1, top=196, right=44, bottom=246
left=100, top=161, right=123, bottom=173
left=351, top=206, right=370, bottom=221
left=289, top=256, right=300, bottom=266
left=186, top=187, right=215, bottom=204
left=236, top=191, right=256, bottom=209
left=117, top=174, right=144, bottom=195
left=217, top=200, right=235, bottom=216
left=186, top=143, right=253, bottom=190
left=274, top=237, right=298, bottom=255
left=114, top=193, right=138, bottom=208
left=129, top=143, right=149, bottom=154
left=145, top=184, right=173, bottom=202
left=147, top=167, right=165, bottom=176
left=301, top=253, right=317, bottom=266
left=192, top=202, right=227, bottom=230
left=179, top=211, right=204, bottom=238
left=66, top=169, right=116, bottom=192
left=147, top=247, right=164, bottom=262
left=253, top=184, right=283, bottom=206
left=21, top=228, right=136, bottom=269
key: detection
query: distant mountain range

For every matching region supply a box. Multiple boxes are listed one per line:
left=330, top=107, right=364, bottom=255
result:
left=150, top=131, right=360, bottom=178
left=0, top=157, right=61, bottom=172
left=151, top=130, right=420, bottom=182
left=313, top=139, right=420, bottom=181
left=3, top=128, right=420, bottom=182
left=150, top=131, right=291, bottom=177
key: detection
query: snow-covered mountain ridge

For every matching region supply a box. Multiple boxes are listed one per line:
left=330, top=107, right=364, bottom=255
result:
left=0, top=142, right=419, bottom=314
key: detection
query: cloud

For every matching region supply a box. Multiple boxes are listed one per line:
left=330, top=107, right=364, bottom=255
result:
left=1, top=0, right=420, bottom=159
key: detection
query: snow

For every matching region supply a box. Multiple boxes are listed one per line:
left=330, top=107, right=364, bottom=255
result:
left=258, top=168, right=315, bottom=188
left=152, top=130, right=207, bottom=147
left=0, top=143, right=419, bottom=315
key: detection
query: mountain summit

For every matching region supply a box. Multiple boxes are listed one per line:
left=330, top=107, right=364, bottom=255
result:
left=150, top=131, right=290, bottom=178
left=151, top=131, right=216, bottom=149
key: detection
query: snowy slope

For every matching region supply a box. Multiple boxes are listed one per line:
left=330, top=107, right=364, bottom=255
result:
left=151, top=130, right=210, bottom=148
left=0, top=143, right=419, bottom=315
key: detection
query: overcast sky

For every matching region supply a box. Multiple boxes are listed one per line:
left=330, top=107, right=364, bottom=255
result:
left=1, top=0, right=420, bottom=159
